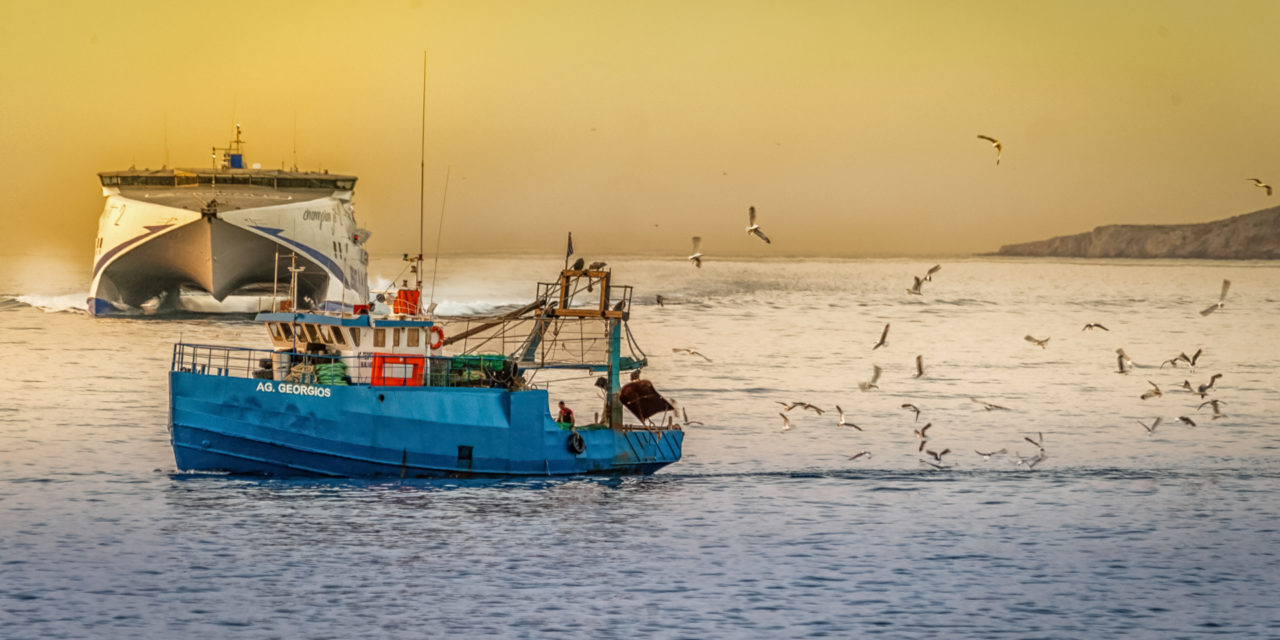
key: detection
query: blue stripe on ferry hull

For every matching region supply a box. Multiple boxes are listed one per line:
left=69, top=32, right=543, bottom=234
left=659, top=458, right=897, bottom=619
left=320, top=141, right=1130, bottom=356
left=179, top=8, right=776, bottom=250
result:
left=169, top=372, right=681, bottom=478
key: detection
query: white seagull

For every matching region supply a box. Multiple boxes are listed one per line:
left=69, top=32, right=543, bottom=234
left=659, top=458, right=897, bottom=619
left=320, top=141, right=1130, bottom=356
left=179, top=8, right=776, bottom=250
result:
left=901, top=403, right=921, bottom=422
left=858, top=365, right=883, bottom=392
left=746, top=206, right=771, bottom=244
left=1199, top=279, right=1231, bottom=316
left=835, top=405, right=862, bottom=431
left=1139, top=380, right=1162, bottom=400
left=1249, top=178, right=1272, bottom=196
left=977, top=134, right=1002, bottom=165
left=688, top=236, right=703, bottom=268
left=1138, top=417, right=1162, bottom=435
left=672, top=347, right=712, bottom=362
left=873, top=323, right=890, bottom=350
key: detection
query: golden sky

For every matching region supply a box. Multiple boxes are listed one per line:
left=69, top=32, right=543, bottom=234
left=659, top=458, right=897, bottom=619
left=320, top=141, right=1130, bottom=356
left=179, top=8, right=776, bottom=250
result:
left=2, top=0, right=1278, bottom=263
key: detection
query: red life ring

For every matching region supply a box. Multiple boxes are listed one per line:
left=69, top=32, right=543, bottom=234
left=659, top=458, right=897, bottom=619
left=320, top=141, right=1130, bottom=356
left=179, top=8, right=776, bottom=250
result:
left=428, top=325, right=445, bottom=349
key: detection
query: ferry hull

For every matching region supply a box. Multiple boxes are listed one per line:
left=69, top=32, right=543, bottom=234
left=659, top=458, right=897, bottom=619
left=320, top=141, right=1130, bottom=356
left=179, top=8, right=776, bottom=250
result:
left=169, top=373, right=683, bottom=477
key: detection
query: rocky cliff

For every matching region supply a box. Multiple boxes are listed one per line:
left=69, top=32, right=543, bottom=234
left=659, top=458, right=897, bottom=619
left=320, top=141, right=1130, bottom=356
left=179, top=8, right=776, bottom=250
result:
left=995, top=207, right=1280, bottom=259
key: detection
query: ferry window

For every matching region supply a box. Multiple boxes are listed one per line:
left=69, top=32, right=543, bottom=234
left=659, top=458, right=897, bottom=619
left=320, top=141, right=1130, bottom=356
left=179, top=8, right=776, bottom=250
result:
left=281, top=323, right=294, bottom=340
left=268, top=323, right=283, bottom=341
left=319, top=326, right=335, bottom=344
left=393, top=329, right=401, bottom=347
left=374, top=328, right=386, bottom=347
left=348, top=329, right=360, bottom=347
left=331, top=327, right=346, bottom=345
left=406, top=328, right=420, bottom=347
left=305, top=324, right=321, bottom=343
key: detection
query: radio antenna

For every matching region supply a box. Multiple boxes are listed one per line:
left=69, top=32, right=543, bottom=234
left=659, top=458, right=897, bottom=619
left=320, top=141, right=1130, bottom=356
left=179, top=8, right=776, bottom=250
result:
left=418, top=51, right=427, bottom=270
left=428, top=166, right=451, bottom=311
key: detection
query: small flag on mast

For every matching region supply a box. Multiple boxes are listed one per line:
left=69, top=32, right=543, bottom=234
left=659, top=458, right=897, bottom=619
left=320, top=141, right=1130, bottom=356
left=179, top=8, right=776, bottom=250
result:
left=564, top=232, right=574, bottom=269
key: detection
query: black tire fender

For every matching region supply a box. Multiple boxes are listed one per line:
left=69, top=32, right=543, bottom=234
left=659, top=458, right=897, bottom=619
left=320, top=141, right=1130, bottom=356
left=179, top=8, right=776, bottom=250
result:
left=567, top=431, right=586, bottom=455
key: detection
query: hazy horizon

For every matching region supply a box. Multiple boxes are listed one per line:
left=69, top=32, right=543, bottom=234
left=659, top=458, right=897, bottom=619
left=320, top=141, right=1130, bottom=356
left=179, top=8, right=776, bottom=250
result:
left=3, top=1, right=1279, bottom=265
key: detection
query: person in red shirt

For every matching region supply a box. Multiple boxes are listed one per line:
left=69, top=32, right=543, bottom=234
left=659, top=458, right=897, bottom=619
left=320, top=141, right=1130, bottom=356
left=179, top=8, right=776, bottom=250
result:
left=557, top=401, right=575, bottom=426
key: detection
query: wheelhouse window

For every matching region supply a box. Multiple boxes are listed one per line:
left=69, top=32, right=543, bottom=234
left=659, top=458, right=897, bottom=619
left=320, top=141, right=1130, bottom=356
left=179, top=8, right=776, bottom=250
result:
left=406, top=328, right=419, bottom=347
left=374, top=328, right=386, bottom=347
left=392, top=328, right=401, bottom=347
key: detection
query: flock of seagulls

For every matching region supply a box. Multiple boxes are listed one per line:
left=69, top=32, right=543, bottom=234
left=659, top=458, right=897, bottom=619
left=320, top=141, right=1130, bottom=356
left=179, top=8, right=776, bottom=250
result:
left=646, top=194, right=1243, bottom=471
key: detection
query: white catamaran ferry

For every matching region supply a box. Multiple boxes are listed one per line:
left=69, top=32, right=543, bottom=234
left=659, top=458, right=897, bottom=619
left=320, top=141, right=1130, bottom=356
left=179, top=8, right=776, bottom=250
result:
left=89, top=126, right=370, bottom=316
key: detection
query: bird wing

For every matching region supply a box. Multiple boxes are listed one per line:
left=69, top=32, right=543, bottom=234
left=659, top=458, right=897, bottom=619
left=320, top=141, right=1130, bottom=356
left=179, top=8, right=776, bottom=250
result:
left=880, top=324, right=891, bottom=342
left=749, top=206, right=757, bottom=226
left=693, top=350, right=712, bottom=362
left=920, top=422, right=932, bottom=436
left=1024, top=335, right=1036, bottom=343
left=1219, top=279, right=1231, bottom=302
left=692, top=256, right=702, bottom=268
left=977, top=135, right=997, bottom=143
left=751, top=228, right=772, bottom=244
left=1191, top=348, right=1202, bottom=365
left=915, top=355, right=924, bottom=376
left=927, top=264, right=941, bottom=276
left=870, top=365, right=882, bottom=384
left=1199, top=304, right=1218, bottom=316
left=691, top=236, right=702, bottom=253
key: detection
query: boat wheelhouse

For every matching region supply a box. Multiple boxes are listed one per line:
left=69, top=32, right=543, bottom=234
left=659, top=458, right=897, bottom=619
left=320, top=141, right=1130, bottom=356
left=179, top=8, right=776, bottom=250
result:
left=168, top=263, right=684, bottom=477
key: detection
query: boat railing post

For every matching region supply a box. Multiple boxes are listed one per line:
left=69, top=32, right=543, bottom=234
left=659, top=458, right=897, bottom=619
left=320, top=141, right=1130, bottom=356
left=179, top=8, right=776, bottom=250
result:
left=607, top=318, right=622, bottom=428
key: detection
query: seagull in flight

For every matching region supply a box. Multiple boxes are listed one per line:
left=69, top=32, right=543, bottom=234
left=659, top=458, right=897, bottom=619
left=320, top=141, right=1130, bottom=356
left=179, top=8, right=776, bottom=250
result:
left=1015, top=451, right=1048, bottom=469
left=913, top=355, right=925, bottom=378
left=779, top=412, right=793, bottom=432
left=925, top=448, right=951, bottom=464
left=672, top=347, right=711, bottom=362
left=1140, top=380, right=1163, bottom=400
left=975, top=448, right=1007, bottom=460
left=746, top=206, right=771, bottom=244
left=970, top=397, right=1010, bottom=411
left=848, top=450, right=872, bottom=461
left=1198, top=399, right=1227, bottom=419
left=1082, top=323, right=1109, bottom=331
left=858, top=365, right=883, bottom=391
left=901, top=403, right=921, bottom=422
left=1195, top=373, right=1223, bottom=397
left=1116, top=348, right=1134, bottom=374
left=1178, top=416, right=1197, bottom=427
left=688, top=236, right=703, bottom=268
left=873, top=323, right=890, bottom=350
left=1024, top=335, right=1050, bottom=349
left=1199, top=279, right=1231, bottom=316
left=977, top=135, right=1002, bottom=165
left=681, top=407, right=704, bottom=427
left=907, top=276, right=925, bottom=295
left=1138, top=417, right=1162, bottom=435
left=914, top=422, right=932, bottom=441
left=1249, top=178, right=1272, bottom=196
left=1180, top=348, right=1203, bottom=367
left=1024, top=431, right=1044, bottom=450
left=835, top=405, right=862, bottom=430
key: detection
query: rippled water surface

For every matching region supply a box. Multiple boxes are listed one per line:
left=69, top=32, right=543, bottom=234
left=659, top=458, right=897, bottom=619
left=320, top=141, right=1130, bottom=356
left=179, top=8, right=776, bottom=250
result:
left=3, top=256, right=1279, bottom=638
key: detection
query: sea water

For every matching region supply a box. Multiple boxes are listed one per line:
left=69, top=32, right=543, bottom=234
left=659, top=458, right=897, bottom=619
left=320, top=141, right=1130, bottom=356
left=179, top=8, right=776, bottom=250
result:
left=1, top=255, right=1278, bottom=639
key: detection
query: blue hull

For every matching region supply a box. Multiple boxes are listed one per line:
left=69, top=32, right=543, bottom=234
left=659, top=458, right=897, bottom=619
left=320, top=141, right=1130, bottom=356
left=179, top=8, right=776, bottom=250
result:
left=169, top=372, right=682, bottom=477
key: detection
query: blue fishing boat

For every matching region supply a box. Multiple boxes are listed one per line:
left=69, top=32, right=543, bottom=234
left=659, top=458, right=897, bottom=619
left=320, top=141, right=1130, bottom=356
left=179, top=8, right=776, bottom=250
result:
left=168, top=260, right=684, bottom=477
